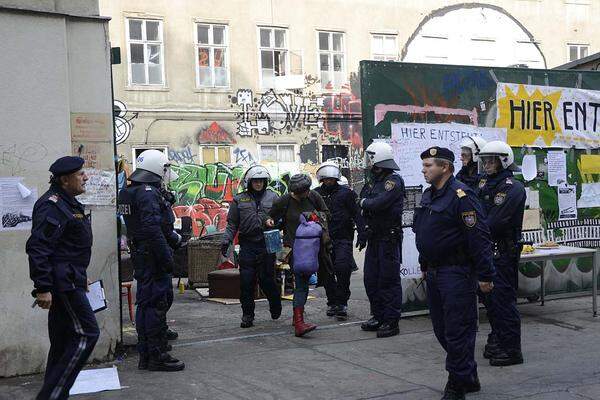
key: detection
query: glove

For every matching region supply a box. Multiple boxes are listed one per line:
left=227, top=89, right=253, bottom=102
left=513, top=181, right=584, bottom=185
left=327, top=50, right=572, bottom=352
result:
left=220, top=243, right=230, bottom=258
left=356, top=235, right=367, bottom=251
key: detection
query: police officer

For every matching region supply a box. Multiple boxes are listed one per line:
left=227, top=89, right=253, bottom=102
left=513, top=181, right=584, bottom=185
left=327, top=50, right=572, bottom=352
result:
left=413, top=147, right=495, bottom=400
left=118, top=149, right=185, bottom=372
left=314, top=162, right=365, bottom=321
left=358, top=142, right=404, bottom=338
left=27, top=156, right=100, bottom=400
left=456, top=136, right=487, bottom=190
left=476, top=141, right=526, bottom=367
left=221, top=165, right=282, bottom=328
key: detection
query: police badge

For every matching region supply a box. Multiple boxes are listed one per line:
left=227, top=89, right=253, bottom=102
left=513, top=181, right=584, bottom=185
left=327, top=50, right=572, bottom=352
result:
left=494, top=192, right=506, bottom=205
left=384, top=180, right=396, bottom=191
left=462, top=211, right=477, bottom=227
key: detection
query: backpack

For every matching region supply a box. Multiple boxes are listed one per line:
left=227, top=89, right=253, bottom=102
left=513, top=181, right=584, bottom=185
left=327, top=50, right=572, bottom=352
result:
left=292, top=214, right=322, bottom=275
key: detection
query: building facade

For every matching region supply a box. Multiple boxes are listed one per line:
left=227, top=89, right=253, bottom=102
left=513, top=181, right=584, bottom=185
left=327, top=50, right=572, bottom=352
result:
left=101, top=0, right=599, bottom=236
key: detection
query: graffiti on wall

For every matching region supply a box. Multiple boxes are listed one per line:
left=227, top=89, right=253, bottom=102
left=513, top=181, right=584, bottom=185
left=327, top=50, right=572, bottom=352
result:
left=197, top=122, right=236, bottom=144
left=168, top=146, right=196, bottom=164
left=230, top=89, right=324, bottom=136
left=169, top=162, right=292, bottom=236
left=233, top=147, right=255, bottom=165
left=114, top=100, right=138, bottom=145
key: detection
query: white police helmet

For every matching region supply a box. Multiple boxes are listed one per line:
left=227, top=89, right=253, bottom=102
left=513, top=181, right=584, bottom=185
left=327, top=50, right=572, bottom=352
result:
left=365, top=141, right=399, bottom=170
left=243, top=165, right=271, bottom=187
left=479, top=141, right=518, bottom=171
left=130, top=149, right=179, bottom=184
left=338, top=175, right=349, bottom=186
left=460, top=136, right=487, bottom=163
left=316, top=161, right=341, bottom=182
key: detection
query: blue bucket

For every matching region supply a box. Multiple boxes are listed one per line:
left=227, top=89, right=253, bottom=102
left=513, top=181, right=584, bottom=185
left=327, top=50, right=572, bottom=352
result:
left=263, top=229, right=282, bottom=254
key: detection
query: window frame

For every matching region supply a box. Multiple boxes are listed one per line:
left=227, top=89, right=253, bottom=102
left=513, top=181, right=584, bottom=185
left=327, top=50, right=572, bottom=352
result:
left=371, top=33, right=398, bottom=61
left=258, top=143, right=296, bottom=163
left=195, top=23, right=230, bottom=89
left=317, top=30, right=346, bottom=91
left=257, top=26, right=289, bottom=89
left=125, top=18, right=166, bottom=86
left=199, top=145, right=232, bottom=164
left=567, top=43, right=589, bottom=62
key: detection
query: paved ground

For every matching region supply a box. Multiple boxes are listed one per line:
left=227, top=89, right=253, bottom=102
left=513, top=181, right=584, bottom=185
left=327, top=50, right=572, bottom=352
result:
left=2, top=250, right=600, bottom=400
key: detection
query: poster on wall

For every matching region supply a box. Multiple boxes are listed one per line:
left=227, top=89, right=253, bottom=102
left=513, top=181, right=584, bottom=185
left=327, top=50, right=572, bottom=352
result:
left=558, top=184, right=578, bottom=220
left=388, top=122, right=507, bottom=187
left=0, top=177, right=37, bottom=231
left=547, top=150, right=567, bottom=186
left=78, top=169, right=116, bottom=206
left=496, top=83, right=600, bottom=149
left=71, top=113, right=112, bottom=142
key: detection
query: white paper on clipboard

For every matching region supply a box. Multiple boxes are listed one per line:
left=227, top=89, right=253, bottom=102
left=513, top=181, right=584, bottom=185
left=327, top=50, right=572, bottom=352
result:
left=86, top=280, right=107, bottom=312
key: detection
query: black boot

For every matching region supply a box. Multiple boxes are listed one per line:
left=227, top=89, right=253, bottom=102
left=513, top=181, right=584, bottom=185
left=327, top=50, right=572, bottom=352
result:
left=336, top=305, right=348, bottom=321
left=490, top=349, right=524, bottom=366
left=326, top=305, right=338, bottom=317
left=165, top=328, right=178, bottom=341
left=463, top=374, right=481, bottom=393
left=441, top=380, right=465, bottom=400
left=270, top=305, right=282, bottom=320
left=483, top=342, right=501, bottom=359
left=360, top=317, right=382, bottom=331
left=161, top=343, right=172, bottom=352
left=240, top=315, right=254, bottom=328
left=148, top=353, right=185, bottom=372
left=138, top=353, right=149, bottom=370
left=376, top=321, right=399, bottom=338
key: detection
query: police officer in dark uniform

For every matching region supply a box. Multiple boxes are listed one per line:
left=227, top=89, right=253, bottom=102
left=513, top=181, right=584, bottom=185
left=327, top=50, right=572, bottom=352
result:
left=314, top=162, right=365, bottom=321
left=221, top=165, right=282, bottom=328
left=455, top=136, right=487, bottom=190
left=118, top=149, right=185, bottom=372
left=358, top=141, right=404, bottom=338
left=27, top=156, right=100, bottom=400
left=413, top=147, right=495, bottom=400
left=476, top=141, right=526, bottom=367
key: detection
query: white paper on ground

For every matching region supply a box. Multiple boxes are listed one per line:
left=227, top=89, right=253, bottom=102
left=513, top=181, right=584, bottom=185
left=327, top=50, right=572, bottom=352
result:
left=69, top=366, right=121, bottom=395
left=521, top=154, right=537, bottom=181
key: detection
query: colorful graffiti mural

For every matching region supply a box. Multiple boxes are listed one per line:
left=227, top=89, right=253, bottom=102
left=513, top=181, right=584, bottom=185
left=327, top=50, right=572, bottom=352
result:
left=169, top=162, right=292, bottom=236
left=197, top=122, right=236, bottom=144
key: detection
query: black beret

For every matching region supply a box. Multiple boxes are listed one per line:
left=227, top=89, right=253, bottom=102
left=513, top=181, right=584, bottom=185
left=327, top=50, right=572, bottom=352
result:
left=49, top=156, right=85, bottom=176
left=420, top=147, right=455, bottom=163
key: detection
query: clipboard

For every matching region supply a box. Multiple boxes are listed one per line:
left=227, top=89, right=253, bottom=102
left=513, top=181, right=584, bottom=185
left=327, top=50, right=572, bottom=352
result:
left=87, top=280, right=107, bottom=313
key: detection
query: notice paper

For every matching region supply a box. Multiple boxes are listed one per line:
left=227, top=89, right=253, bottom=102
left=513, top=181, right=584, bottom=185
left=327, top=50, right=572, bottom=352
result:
left=0, top=177, right=37, bottom=232
left=558, top=184, right=577, bottom=220
left=86, top=280, right=107, bottom=313
left=69, top=367, right=122, bottom=395
left=578, top=182, right=600, bottom=208
left=547, top=151, right=567, bottom=186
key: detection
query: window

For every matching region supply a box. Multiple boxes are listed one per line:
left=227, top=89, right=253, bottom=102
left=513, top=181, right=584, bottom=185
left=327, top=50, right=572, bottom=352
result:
left=126, top=18, right=164, bottom=85
left=259, top=27, right=288, bottom=88
left=371, top=34, right=398, bottom=61
left=568, top=44, right=589, bottom=62
left=318, top=31, right=345, bottom=90
left=259, top=144, right=295, bottom=162
left=200, top=146, right=231, bottom=164
left=196, top=23, right=229, bottom=88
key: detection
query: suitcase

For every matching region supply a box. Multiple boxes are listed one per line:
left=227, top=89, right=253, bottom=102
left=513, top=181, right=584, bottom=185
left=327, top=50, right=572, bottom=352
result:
left=208, top=269, right=263, bottom=299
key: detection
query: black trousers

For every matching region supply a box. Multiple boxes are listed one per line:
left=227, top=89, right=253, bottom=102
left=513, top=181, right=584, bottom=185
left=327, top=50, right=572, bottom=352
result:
left=238, top=240, right=281, bottom=317
left=324, top=239, right=354, bottom=306
left=37, top=289, right=99, bottom=400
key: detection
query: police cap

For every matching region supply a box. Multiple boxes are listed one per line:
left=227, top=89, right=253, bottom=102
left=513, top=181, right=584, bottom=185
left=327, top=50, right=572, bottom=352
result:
left=49, top=156, right=85, bottom=176
left=420, top=147, right=454, bottom=163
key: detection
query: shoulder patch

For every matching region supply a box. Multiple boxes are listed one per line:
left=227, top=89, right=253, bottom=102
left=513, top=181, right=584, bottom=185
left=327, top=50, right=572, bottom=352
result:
left=478, top=179, right=487, bottom=189
left=145, top=186, right=153, bottom=191
left=48, top=194, right=59, bottom=203
left=494, top=192, right=507, bottom=205
left=384, top=180, right=396, bottom=191
left=456, top=189, right=466, bottom=198
left=462, top=211, right=477, bottom=227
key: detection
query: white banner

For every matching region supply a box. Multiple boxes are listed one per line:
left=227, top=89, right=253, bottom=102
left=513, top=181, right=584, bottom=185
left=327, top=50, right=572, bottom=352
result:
left=496, top=82, right=600, bottom=149
left=389, top=122, right=506, bottom=187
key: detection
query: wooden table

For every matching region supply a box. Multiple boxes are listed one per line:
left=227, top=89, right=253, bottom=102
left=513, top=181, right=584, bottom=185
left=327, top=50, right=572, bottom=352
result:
left=520, top=246, right=599, bottom=316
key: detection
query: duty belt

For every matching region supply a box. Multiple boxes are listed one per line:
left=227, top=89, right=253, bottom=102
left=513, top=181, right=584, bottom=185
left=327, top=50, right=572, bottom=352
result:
left=422, top=250, right=469, bottom=269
